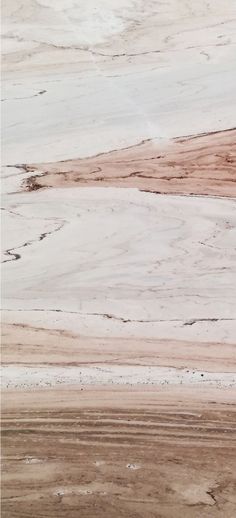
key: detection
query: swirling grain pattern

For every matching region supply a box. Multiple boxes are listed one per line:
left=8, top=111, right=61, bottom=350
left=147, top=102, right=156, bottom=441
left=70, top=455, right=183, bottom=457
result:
left=1, top=0, right=236, bottom=516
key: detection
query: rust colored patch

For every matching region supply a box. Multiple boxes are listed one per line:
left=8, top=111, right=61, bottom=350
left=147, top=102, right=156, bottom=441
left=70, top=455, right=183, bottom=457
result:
left=21, top=128, right=236, bottom=197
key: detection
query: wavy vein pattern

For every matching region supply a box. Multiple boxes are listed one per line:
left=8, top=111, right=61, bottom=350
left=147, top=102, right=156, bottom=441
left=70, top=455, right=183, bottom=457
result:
left=2, top=0, right=236, bottom=517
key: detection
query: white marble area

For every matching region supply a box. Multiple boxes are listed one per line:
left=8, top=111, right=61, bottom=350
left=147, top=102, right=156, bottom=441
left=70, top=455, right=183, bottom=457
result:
left=1, top=1, right=236, bottom=388
left=2, top=1, right=236, bottom=163
left=2, top=185, right=236, bottom=344
left=2, top=365, right=236, bottom=389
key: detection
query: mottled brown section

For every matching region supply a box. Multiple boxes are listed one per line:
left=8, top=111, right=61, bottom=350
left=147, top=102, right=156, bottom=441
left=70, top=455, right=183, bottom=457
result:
left=2, top=323, right=236, bottom=373
left=23, top=128, right=236, bottom=197
left=2, top=386, right=236, bottom=518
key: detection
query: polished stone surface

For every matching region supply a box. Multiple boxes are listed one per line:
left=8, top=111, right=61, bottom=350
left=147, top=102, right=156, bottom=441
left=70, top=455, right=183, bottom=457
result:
left=2, top=1, right=236, bottom=517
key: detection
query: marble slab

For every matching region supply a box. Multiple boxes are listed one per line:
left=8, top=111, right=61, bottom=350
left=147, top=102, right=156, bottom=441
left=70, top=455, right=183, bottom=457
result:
left=1, top=1, right=236, bottom=517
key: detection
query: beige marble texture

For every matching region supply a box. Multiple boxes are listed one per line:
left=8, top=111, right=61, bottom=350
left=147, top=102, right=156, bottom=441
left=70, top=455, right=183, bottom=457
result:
left=1, top=1, right=236, bottom=517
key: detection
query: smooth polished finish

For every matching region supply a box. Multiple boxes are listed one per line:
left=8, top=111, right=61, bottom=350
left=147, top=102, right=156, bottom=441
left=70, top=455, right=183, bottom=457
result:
left=2, top=1, right=236, bottom=517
